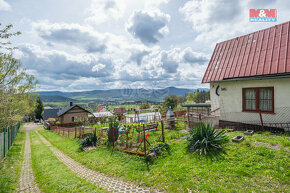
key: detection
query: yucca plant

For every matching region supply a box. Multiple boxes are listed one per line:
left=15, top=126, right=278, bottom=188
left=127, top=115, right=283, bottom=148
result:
left=187, top=122, right=229, bottom=155
left=80, top=134, right=98, bottom=149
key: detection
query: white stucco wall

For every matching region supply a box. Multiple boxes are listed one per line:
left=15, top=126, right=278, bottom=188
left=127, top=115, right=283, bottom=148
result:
left=210, top=77, right=290, bottom=124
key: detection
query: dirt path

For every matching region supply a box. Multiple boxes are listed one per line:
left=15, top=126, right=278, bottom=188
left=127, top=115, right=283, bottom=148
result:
left=35, top=130, right=161, bottom=193
left=18, top=123, right=41, bottom=193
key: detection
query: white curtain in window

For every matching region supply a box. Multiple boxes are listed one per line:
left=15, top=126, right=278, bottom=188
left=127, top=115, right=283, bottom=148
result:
left=259, top=89, right=272, bottom=111
left=245, top=89, right=256, bottom=110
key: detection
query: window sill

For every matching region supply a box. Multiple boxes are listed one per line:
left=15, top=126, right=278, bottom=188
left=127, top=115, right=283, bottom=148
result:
left=242, top=110, right=275, bottom=114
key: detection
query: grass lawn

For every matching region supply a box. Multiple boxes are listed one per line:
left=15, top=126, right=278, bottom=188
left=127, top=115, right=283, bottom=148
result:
left=30, top=130, right=105, bottom=192
left=0, top=128, right=25, bottom=193
left=228, top=131, right=290, bottom=148
left=39, top=128, right=290, bottom=192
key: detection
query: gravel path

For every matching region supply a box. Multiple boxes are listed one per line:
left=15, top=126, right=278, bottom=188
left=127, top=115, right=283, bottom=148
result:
left=18, top=124, right=41, bottom=193
left=36, top=130, right=161, bottom=193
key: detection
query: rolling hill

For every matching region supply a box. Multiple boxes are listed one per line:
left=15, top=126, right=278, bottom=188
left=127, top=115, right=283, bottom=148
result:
left=37, top=87, right=209, bottom=103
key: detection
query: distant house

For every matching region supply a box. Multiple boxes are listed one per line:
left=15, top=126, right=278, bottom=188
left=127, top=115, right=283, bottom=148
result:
left=96, top=106, right=107, bottom=112
left=113, top=107, right=127, bottom=114
left=113, top=108, right=127, bottom=122
left=93, top=106, right=113, bottom=118
left=43, top=108, right=59, bottom=121
left=57, top=102, right=91, bottom=124
left=202, top=21, right=290, bottom=130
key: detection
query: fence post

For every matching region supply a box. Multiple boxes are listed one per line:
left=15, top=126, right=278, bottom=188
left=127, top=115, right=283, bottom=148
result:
left=3, top=128, right=5, bottom=158
left=187, top=107, right=190, bottom=128
left=8, top=127, right=10, bottom=150
left=259, top=111, right=264, bottom=131
left=94, top=127, right=97, bottom=146
left=143, top=124, right=146, bottom=156
left=161, top=121, right=165, bottom=143
left=75, top=127, right=77, bottom=138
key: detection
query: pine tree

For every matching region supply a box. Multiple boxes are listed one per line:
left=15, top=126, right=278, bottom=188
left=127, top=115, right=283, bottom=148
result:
left=35, top=96, right=43, bottom=120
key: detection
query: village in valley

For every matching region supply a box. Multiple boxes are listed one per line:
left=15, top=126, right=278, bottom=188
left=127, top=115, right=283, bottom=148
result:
left=0, top=1, right=289, bottom=193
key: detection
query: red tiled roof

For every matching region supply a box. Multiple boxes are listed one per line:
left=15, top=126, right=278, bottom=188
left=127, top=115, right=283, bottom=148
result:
left=96, top=106, right=104, bottom=112
left=202, top=21, right=290, bottom=83
left=113, top=108, right=127, bottom=113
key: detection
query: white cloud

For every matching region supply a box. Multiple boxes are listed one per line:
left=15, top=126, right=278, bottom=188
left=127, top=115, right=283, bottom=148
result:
left=19, top=43, right=114, bottom=81
left=179, top=0, right=288, bottom=46
left=32, top=21, right=107, bottom=53
left=126, top=9, right=170, bottom=45
left=0, top=0, right=10, bottom=11
left=85, top=0, right=125, bottom=25
left=145, top=0, right=169, bottom=8
left=182, top=47, right=209, bottom=65
left=92, top=63, right=106, bottom=72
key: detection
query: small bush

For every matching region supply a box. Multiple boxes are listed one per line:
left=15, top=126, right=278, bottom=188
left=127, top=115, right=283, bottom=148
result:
left=80, top=134, right=97, bottom=148
left=187, top=122, right=229, bottom=155
left=149, top=142, right=170, bottom=157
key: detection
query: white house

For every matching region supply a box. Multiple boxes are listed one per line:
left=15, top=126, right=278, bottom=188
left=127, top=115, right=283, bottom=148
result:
left=202, top=21, right=290, bottom=131
left=93, top=106, right=113, bottom=118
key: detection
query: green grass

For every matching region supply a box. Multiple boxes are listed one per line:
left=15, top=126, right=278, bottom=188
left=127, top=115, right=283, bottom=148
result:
left=0, top=128, right=25, bottom=193
left=39, top=128, right=290, bottom=192
left=227, top=131, right=290, bottom=148
left=30, top=130, right=105, bottom=193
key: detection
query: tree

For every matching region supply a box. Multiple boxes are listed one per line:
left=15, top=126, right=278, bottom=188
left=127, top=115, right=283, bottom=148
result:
left=35, top=96, right=44, bottom=120
left=0, top=23, right=37, bottom=128
left=186, top=90, right=210, bottom=104
left=186, top=92, right=198, bottom=103
left=140, top=101, right=150, bottom=109
left=195, top=90, right=210, bottom=103
left=163, top=95, right=185, bottom=110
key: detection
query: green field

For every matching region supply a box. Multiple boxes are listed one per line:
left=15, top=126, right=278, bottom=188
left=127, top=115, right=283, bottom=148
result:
left=107, top=104, right=139, bottom=111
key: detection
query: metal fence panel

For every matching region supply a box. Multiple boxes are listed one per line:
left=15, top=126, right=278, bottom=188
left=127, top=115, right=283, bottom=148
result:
left=0, top=132, right=3, bottom=160
left=0, top=123, right=21, bottom=161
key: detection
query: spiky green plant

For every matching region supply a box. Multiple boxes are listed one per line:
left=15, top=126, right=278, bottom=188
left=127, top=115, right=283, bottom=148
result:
left=80, top=134, right=98, bottom=149
left=187, top=122, right=229, bottom=155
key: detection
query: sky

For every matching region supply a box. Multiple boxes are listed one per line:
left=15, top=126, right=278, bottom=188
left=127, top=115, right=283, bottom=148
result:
left=0, top=0, right=289, bottom=92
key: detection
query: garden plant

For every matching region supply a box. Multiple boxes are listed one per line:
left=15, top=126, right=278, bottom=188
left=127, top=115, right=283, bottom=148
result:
left=187, top=122, right=229, bottom=155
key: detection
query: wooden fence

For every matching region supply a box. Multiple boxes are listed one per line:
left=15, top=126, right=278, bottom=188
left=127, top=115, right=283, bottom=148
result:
left=50, top=126, right=97, bottom=139
left=0, top=123, right=21, bottom=160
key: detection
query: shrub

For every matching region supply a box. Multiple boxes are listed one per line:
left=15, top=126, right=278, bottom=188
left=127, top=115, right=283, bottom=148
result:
left=187, top=122, right=229, bottom=155
left=149, top=142, right=170, bottom=157
left=80, top=134, right=97, bottom=148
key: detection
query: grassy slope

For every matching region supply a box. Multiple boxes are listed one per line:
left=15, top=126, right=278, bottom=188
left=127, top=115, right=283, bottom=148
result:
left=30, top=130, right=105, bottom=193
left=39, top=128, right=290, bottom=192
left=0, top=128, right=25, bottom=193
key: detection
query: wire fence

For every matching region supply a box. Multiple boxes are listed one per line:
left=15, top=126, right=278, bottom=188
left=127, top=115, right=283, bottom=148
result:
left=0, top=123, right=21, bottom=161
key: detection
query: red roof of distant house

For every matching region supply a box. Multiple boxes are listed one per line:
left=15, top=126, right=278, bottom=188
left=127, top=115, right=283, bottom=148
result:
left=113, top=108, right=127, bottom=113
left=202, top=21, right=290, bottom=83
left=96, top=106, right=104, bottom=112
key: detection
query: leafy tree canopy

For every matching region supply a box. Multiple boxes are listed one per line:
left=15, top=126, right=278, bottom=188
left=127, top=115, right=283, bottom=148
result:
left=0, top=23, right=37, bottom=128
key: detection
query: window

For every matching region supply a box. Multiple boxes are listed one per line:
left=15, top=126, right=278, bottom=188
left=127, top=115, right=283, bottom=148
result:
left=72, top=117, right=75, bottom=122
left=243, top=87, right=274, bottom=113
